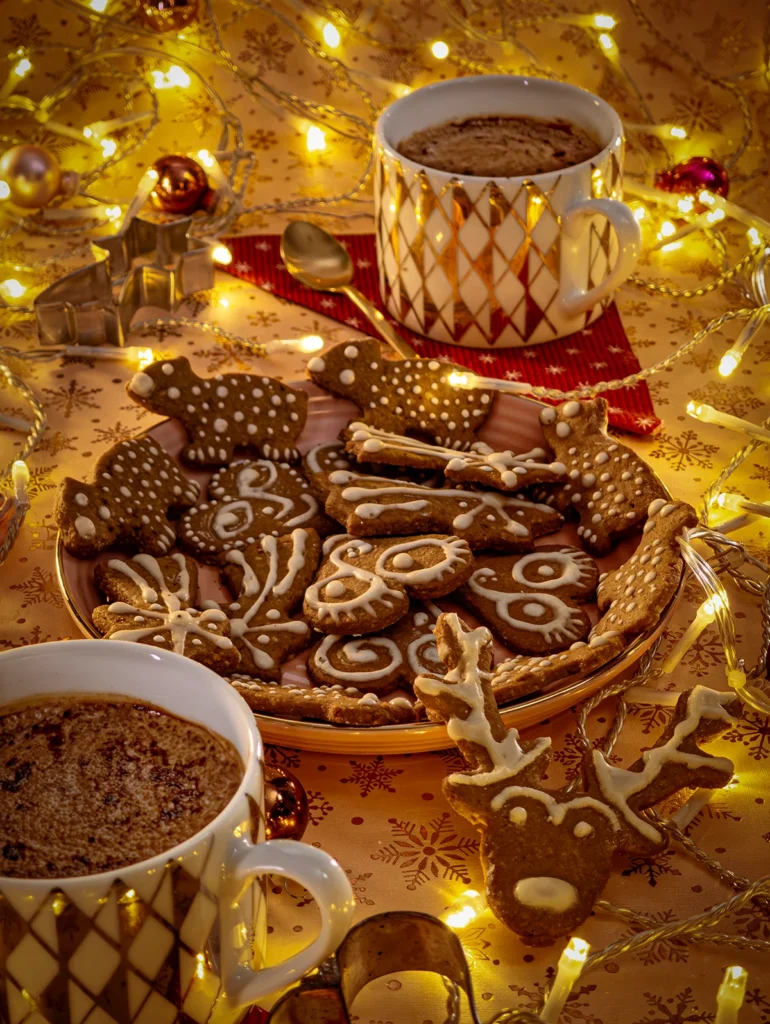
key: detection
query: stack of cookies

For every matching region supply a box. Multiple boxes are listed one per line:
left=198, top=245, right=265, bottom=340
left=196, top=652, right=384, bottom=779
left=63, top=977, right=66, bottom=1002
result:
left=55, top=342, right=695, bottom=727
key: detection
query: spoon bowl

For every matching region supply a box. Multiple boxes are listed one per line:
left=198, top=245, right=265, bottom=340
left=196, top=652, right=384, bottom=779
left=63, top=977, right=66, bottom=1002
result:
left=281, top=221, right=354, bottom=290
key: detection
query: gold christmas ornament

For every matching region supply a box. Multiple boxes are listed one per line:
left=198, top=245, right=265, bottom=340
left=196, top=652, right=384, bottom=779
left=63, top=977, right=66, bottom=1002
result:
left=137, top=0, right=198, bottom=32
left=0, top=144, right=62, bottom=209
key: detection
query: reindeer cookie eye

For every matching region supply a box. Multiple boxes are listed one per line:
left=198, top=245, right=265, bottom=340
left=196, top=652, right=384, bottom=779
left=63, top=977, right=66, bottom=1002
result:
left=573, top=821, right=593, bottom=838
left=509, top=807, right=527, bottom=825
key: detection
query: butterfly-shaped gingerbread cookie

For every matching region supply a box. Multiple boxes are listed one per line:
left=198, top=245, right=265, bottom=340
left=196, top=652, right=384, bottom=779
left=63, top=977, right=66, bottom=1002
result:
left=304, top=533, right=474, bottom=635
left=92, top=552, right=239, bottom=673
left=415, top=613, right=740, bottom=946
left=307, top=601, right=444, bottom=693
left=56, top=436, right=200, bottom=558
left=460, top=545, right=599, bottom=654
left=345, top=422, right=566, bottom=490
left=306, top=339, right=494, bottom=449
left=538, top=398, right=666, bottom=555
left=214, top=528, right=321, bottom=679
left=325, top=470, right=563, bottom=551
left=179, top=460, right=336, bottom=560
left=126, top=356, right=308, bottom=466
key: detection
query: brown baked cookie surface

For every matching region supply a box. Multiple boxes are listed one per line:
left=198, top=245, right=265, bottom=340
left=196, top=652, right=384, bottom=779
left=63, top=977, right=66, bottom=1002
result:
left=304, top=533, right=474, bottom=635
left=214, top=528, right=321, bottom=679
left=179, top=460, right=336, bottom=560
left=306, top=338, right=494, bottom=449
left=56, top=436, right=200, bottom=558
left=325, top=470, right=563, bottom=551
left=538, top=398, right=666, bottom=555
left=460, top=545, right=598, bottom=654
left=345, top=421, right=566, bottom=490
left=592, top=499, right=697, bottom=640
left=92, top=552, right=239, bottom=673
left=126, top=356, right=308, bottom=466
left=491, top=633, right=625, bottom=705
left=230, top=677, right=422, bottom=725
left=307, top=601, right=443, bottom=693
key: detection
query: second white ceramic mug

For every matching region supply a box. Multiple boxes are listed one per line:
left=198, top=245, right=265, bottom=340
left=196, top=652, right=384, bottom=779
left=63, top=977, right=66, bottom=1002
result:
left=0, top=641, right=355, bottom=1024
left=374, top=75, right=641, bottom=348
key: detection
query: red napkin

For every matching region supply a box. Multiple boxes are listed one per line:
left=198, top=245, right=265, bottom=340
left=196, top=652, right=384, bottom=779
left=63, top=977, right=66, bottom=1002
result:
left=223, top=234, right=660, bottom=435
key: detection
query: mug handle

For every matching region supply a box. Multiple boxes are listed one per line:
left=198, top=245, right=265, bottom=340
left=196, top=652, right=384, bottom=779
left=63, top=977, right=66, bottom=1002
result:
left=226, top=839, right=355, bottom=1005
left=558, top=197, right=641, bottom=318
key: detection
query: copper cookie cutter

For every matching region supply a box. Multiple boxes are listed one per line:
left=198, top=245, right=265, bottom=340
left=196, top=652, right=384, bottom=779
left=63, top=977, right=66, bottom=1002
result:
left=34, top=213, right=214, bottom=347
left=265, top=910, right=482, bottom=1023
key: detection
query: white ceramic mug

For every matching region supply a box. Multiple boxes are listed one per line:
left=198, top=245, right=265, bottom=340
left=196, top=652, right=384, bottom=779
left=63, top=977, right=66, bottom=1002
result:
left=0, top=641, right=355, bottom=1023
left=374, top=75, right=641, bottom=348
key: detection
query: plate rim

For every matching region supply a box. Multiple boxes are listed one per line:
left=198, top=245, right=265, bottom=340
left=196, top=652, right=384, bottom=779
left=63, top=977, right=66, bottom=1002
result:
left=55, top=389, right=681, bottom=752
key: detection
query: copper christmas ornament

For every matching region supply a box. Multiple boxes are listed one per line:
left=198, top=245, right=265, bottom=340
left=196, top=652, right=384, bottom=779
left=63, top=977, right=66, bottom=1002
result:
left=0, top=144, right=62, bottom=209
left=149, top=154, right=212, bottom=216
left=263, top=765, right=309, bottom=841
left=137, top=0, right=198, bottom=32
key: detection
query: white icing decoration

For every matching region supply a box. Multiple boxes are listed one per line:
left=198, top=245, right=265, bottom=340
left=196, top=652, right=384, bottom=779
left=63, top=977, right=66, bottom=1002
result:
left=514, top=877, right=579, bottom=912
left=343, top=345, right=359, bottom=359
left=375, top=537, right=471, bottom=586
left=469, top=570, right=585, bottom=645
left=305, top=537, right=403, bottom=624
left=539, top=408, right=556, bottom=425
left=214, top=418, right=228, bottom=433
left=573, top=821, right=593, bottom=838
left=74, top=492, right=88, bottom=507
left=339, top=369, right=355, bottom=385
left=511, top=550, right=594, bottom=591
left=129, top=371, right=155, bottom=397
left=314, top=634, right=403, bottom=682
left=74, top=515, right=96, bottom=539
left=307, top=357, right=326, bottom=373
left=562, top=401, right=581, bottom=418
left=555, top=422, right=571, bottom=438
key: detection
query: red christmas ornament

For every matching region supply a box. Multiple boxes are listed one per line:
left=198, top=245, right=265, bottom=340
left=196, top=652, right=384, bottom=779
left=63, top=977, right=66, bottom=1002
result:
left=244, top=1009, right=269, bottom=1023
left=149, top=154, right=213, bottom=215
left=263, top=765, right=309, bottom=841
left=655, top=156, right=729, bottom=198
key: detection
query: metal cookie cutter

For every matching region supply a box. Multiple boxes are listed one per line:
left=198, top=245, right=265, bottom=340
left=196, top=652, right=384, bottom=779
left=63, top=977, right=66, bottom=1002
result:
left=265, top=910, right=482, bottom=1023
left=34, top=214, right=214, bottom=347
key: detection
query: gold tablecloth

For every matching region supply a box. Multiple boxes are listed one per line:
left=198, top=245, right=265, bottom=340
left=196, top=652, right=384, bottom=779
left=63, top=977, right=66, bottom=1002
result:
left=2, top=0, right=770, bottom=1018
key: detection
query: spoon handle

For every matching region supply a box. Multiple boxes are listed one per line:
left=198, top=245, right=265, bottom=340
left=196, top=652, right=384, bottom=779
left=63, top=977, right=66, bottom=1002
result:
left=341, top=284, right=416, bottom=360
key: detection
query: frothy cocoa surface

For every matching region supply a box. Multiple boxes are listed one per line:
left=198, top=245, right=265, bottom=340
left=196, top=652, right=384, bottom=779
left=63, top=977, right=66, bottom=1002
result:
left=0, top=696, right=243, bottom=879
left=398, top=115, right=601, bottom=177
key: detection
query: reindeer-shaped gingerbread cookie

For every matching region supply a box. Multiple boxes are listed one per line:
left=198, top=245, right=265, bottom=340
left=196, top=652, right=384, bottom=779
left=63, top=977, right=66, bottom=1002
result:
left=127, top=356, right=309, bottom=466
left=415, top=613, right=741, bottom=946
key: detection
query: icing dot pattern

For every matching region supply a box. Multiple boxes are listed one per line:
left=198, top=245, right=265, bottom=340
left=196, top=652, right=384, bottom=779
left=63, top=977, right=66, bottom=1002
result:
left=55, top=436, right=199, bottom=558
left=127, top=356, right=308, bottom=467
left=306, top=338, right=494, bottom=449
left=538, top=398, right=666, bottom=555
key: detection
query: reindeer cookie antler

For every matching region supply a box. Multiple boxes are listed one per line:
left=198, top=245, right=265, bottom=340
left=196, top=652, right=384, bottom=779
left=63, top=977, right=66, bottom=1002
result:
left=415, top=613, right=741, bottom=946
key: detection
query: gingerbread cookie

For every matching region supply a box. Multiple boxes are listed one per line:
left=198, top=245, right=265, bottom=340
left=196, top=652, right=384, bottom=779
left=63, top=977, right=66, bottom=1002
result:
left=345, top=422, right=566, bottom=490
left=306, top=339, right=494, bottom=449
left=214, top=528, right=321, bottom=680
left=179, top=460, right=336, bottom=561
left=415, top=612, right=739, bottom=945
left=56, top=436, right=200, bottom=558
left=302, top=441, right=354, bottom=499
left=307, top=601, right=443, bottom=693
left=325, top=471, right=563, bottom=552
left=126, top=356, right=308, bottom=466
left=460, top=545, right=599, bottom=654
left=230, top=677, right=422, bottom=725
left=592, top=499, right=697, bottom=640
left=491, top=633, right=625, bottom=705
left=304, top=533, right=474, bottom=635
left=92, top=552, right=239, bottom=673
left=538, top=398, right=666, bottom=555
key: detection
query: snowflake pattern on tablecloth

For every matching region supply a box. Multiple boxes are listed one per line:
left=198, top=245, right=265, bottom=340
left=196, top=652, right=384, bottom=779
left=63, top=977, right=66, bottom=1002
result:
left=621, top=848, right=682, bottom=887
left=371, top=812, right=480, bottom=891
left=340, top=756, right=404, bottom=797
left=649, top=430, right=720, bottom=472
left=9, top=566, right=63, bottom=608
left=722, top=712, right=770, bottom=760
left=631, top=987, right=714, bottom=1024
left=510, top=978, right=604, bottom=1024
left=307, top=790, right=333, bottom=825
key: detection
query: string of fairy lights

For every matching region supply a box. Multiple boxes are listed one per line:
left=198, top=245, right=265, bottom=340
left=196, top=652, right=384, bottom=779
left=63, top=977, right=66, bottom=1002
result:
left=1, top=1, right=770, bottom=1015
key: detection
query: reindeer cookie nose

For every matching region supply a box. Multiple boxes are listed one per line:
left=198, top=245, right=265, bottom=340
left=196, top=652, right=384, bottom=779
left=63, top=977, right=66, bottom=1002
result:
left=514, top=877, right=580, bottom=913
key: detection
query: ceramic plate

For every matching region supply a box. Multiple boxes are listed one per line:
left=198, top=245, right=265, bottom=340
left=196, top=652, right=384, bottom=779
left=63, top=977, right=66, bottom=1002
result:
left=57, top=383, right=680, bottom=753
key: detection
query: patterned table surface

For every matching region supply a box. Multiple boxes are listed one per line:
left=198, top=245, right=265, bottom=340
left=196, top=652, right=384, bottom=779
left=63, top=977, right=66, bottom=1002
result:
left=2, top=0, right=770, bottom=1019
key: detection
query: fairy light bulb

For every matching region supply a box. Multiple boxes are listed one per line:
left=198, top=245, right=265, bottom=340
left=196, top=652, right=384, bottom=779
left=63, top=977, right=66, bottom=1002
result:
left=441, top=890, right=487, bottom=930
left=12, top=58, right=32, bottom=79
left=306, top=125, right=326, bottom=152
left=0, top=182, right=10, bottom=201
left=197, top=149, right=215, bottom=168
left=659, top=220, right=676, bottom=238
left=747, top=227, right=762, bottom=247
left=632, top=206, right=646, bottom=221
left=669, top=126, right=687, bottom=139
left=100, top=138, right=117, bottom=157
left=0, top=279, right=26, bottom=300
left=715, top=966, right=748, bottom=1024
left=322, top=22, right=341, bottom=47
left=597, top=32, right=615, bottom=50
left=212, top=245, right=233, bottom=266
left=541, top=938, right=590, bottom=1023
left=677, top=196, right=695, bottom=214
left=89, top=0, right=108, bottom=9
left=431, top=40, right=450, bottom=59
left=719, top=352, right=740, bottom=377
left=151, top=66, right=191, bottom=90
left=133, top=347, right=154, bottom=370
left=298, top=334, right=323, bottom=352
left=593, top=13, right=616, bottom=28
